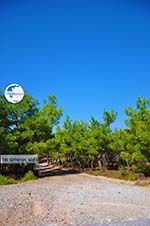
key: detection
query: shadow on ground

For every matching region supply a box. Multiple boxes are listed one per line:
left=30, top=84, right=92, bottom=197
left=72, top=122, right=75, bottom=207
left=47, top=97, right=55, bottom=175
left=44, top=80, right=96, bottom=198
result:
left=36, top=167, right=80, bottom=177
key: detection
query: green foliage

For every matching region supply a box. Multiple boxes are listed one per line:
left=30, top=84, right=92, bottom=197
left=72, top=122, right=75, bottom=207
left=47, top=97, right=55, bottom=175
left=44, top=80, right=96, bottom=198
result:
left=0, top=174, right=16, bottom=185
left=21, top=171, right=37, bottom=182
left=103, top=110, right=117, bottom=127
left=0, top=171, right=36, bottom=185
left=54, top=111, right=116, bottom=169
left=0, top=90, right=150, bottom=176
left=128, top=174, right=137, bottom=181
left=0, top=92, right=38, bottom=154
left=0, top=93, right=62, bottom=157
left=121, top=97, right=150, bottom=173
left=119, top=166, right=128, bottom=176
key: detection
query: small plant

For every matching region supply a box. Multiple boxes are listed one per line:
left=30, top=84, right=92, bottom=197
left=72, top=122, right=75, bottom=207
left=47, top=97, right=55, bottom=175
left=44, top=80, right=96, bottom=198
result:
left=21, top=170, right=37, bottom=182
left=0, top=174, right=16, bottom=185
left=119, top=166, right=128, bottom=177
left=128, top=174, right=137, bottom=181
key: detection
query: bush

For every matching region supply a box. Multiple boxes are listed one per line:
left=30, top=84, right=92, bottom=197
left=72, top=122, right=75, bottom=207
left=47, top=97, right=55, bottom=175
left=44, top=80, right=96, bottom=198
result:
left=131, top=165, right=142, bottom=173
left=21, top=170, right=37, bottom=182
left=119, top=166, right=128, bottom=176
left=128, top=174, right=137, bottom=181
left=0, top=174, right=16, bottom=185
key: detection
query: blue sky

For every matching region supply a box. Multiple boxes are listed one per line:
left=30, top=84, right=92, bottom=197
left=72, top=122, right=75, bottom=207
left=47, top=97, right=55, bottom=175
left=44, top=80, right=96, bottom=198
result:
left=0, top=0, right=150, bottom=128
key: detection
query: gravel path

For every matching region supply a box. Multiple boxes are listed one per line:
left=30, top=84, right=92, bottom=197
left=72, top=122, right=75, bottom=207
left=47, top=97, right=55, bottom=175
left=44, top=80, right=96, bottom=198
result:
left=89, top=219, right=150, bottom=226
left=0, top=173, right=150, bottom=226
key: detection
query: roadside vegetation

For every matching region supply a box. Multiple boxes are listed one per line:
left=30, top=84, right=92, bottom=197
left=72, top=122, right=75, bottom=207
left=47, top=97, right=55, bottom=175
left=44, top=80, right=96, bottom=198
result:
left=0, top=174, right=16, bottom=185
left=86, top=167, right=139, bottom=181
left=0, top=171, right=37, bottom=185
left=0, top=90, right=150, bottom=184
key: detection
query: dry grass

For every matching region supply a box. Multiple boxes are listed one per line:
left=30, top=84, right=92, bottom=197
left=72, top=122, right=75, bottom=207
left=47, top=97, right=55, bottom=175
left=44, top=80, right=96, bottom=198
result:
left=136, top=178, right=150, bottom=187
left=86, top=168, right=139, bottom=181
left=86, top=168, right=150, bottom=188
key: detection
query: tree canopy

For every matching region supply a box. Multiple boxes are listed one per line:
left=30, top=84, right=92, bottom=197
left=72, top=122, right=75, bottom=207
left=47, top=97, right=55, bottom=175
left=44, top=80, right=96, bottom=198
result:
left=0, top=91, right=150, bottom=175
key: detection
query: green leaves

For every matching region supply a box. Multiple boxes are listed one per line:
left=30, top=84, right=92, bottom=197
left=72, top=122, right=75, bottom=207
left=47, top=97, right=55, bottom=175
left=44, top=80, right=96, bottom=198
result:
left=54, top=111, right=117, bottom=169
left=0, top=92, right=62, bottom=157
left=103, top=110, right=117, bottom=127
left=0, top=90, right=150, bottom=174
left=119, top=97, right=150, bottom=172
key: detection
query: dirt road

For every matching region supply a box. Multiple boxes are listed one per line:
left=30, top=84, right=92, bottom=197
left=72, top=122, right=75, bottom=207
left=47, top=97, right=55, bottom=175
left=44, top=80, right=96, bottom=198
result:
left=0, top=173, right=150, bottom=226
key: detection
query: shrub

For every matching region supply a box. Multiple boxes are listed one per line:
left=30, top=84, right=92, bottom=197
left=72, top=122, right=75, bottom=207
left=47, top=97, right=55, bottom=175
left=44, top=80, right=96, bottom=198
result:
left=128, top=174, right=137, bottom=181
left=119, top=166, right=128, bottom=176
left=21, top=170, right=37, bottom=182
left=0, top=174, right=16, bottom=185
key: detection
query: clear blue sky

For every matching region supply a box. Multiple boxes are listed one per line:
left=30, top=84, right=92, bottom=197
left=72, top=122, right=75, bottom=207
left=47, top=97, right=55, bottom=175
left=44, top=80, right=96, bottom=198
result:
left=0, top=0, right=150, bottom=128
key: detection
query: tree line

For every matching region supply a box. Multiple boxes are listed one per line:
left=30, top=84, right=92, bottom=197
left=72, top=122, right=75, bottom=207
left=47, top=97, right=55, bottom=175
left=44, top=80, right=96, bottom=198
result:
left=0, top=90, right=150, bottom=175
